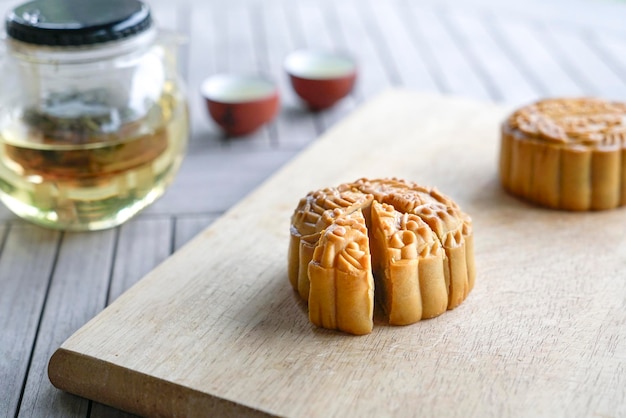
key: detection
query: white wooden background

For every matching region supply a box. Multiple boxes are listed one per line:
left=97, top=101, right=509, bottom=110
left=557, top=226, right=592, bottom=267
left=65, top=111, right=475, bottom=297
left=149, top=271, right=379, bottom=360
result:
left=1, top=0, right=626, bottom=416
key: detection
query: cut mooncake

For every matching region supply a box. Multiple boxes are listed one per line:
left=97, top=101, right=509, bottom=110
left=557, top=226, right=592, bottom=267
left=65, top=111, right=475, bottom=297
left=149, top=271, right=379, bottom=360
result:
left=500, top=97, right=626, bottom=210
left=288, top=178, right=475, bottom=335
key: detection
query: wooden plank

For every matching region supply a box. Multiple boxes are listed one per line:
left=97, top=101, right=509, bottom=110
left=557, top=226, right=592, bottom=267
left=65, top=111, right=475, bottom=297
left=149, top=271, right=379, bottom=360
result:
left=49, top=90, right=626, bottom=417
left=487, top=16, right=585, bottom=97
left=145, top=144, right=298, bottom=215
left=107, top=217, right=173, bottom=303
left=333, top=0, right=394, bottom=100
left=402, top=3, right=492, bottom=101
left=174, top=215, right=219, bottom=251
left=423, top=0, right=626, bottom=36
left=541, top=23, right=626, bottom=99
left=224, top=5, right=257, bottom=74
left=257, top=3, right=319, bottom=149
left=0, top=205, right=17, bottom=222
left=291, top=1, right=338, bottom=58
left=89, top=404, right=138, bottom=418
left=440, top=8, right=540, bottom=105
left=0, top=224, right=58, bottom=418
left=185, top=1, right=223, bottom=147
left=17, top=230, right=116, bottom=417
left=366, top=0, right=439, bottom=93
left=587, top=31, right=626, bottom=86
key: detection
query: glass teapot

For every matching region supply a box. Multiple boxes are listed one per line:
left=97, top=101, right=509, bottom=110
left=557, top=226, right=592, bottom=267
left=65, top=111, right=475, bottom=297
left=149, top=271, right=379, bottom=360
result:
left=0, top=0, right=189, bottom=231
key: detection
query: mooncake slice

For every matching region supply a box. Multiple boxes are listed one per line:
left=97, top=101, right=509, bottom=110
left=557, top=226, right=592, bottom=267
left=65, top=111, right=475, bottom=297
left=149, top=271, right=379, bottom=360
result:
left=383, top=188, right=475, bottom=309
left=289, top=188, right=373, bottom=299
left=308, top=210, right=374, bottom=335
left=370, top=201, right=447, bottom=325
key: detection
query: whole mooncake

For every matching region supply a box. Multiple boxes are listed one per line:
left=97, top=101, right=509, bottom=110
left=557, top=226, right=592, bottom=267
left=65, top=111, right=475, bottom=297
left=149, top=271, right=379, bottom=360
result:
left=500, top=98, right=626, bottom=211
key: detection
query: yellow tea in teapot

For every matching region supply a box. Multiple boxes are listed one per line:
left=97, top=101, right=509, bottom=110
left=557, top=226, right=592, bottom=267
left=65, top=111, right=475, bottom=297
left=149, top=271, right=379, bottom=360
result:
left=0, top=86, right=188, bottom=230
left=1, top=0, right=190, bottom=230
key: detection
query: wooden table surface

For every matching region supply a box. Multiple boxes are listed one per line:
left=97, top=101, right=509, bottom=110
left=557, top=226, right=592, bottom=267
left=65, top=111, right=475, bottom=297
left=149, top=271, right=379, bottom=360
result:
left=1, top=0, right=625, bottom=416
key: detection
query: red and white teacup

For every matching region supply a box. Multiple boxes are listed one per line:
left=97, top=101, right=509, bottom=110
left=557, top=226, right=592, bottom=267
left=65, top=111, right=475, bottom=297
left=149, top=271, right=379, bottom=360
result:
left=201, top=74, right=280, bottom=136
left=285, top=50, right=357, bottom=111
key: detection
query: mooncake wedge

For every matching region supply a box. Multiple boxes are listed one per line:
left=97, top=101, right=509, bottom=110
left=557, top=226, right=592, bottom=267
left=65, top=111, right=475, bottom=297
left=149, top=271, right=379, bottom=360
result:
left=382, top=188, right=475, bottom=309
left=370, top=201, right=448, bottom=325
left=289, top=188, right=373, bottom=299
left=308, top=210, right=374, bottom=335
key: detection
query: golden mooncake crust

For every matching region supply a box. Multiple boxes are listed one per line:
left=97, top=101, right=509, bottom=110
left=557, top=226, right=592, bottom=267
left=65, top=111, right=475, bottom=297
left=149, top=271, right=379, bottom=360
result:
left=381, top=190, right=474, bottom=309
left=289, top=188, right=373, bottom=299
left=308, top=211, right=374, bottom=335
left=500, top=98, right=626, bottom=210
left=289, top=178, right=475, bottom=335
left=370, top=202, right=448, bottom=325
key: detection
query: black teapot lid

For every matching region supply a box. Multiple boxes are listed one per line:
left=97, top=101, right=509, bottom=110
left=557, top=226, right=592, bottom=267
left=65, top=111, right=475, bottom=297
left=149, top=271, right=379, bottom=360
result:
left=5, top=0, right=152, bottom=46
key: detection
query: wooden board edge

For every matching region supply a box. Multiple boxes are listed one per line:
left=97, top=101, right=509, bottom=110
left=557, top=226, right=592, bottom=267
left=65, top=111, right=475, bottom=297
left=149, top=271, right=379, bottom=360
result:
left=48, top=348, right=277, bottom=417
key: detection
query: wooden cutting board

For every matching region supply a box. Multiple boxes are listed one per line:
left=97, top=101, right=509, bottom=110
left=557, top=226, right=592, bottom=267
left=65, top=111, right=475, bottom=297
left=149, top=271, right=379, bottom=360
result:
left=49, top=90, right=626, bottom=417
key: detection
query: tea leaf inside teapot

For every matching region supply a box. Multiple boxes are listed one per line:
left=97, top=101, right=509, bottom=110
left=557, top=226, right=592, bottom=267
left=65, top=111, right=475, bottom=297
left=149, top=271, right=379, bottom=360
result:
left=23, top=89, right=138, bottom=143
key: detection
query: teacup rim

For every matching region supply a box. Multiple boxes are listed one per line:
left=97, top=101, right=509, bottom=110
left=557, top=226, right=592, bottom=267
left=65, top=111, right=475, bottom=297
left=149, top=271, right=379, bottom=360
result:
left=200, top=73, right=278, bottom=104
left=284, top=49, right=357, bottom=81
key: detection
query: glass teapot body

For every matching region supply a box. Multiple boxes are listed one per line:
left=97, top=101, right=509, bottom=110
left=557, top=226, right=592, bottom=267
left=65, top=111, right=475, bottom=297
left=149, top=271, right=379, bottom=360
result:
left=0, top=0, right=188, bottom=231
